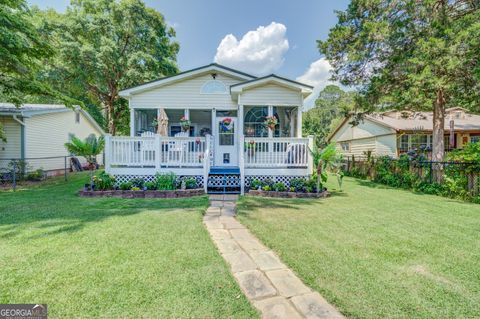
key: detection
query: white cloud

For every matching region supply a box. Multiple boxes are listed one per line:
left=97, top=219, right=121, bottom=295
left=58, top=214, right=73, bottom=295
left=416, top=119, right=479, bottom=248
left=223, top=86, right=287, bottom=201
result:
left=296, top=58, right=336, bottom=109
left=214, top=22, right=289, bottom=75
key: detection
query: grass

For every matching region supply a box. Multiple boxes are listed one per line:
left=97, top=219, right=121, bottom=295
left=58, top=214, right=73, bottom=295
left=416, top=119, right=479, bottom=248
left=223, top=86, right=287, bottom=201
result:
left=0, top=173, right=258, bottom=318
left=237, top=177, right=480, bottom=319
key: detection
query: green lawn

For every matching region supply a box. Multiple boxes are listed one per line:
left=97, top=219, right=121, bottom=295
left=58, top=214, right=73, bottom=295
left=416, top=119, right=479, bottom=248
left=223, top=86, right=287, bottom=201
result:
left=238, top=177, right=480, bottom=319
left=0, top=173, right=258, bottom=318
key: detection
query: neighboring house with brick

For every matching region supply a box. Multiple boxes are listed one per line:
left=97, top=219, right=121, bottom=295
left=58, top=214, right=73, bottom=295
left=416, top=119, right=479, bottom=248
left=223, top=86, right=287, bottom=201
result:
left=0, top=103, right=104, bottom=173
left=328, top=107, right=480, bottom=158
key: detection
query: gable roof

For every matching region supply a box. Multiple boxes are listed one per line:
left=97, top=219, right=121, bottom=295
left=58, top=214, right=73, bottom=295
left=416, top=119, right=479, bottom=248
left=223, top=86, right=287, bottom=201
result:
left=0, top=103, right=104, bottom=133
left=230, top=74, right=313, bottom=98
left=119, top=63, right=257, bottom=97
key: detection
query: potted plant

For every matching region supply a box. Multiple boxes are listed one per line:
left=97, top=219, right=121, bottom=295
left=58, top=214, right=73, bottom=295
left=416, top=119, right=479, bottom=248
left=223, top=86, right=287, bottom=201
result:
left=246, top=140, right=256, bottom=158
left=180, top=116, right=191, bottom=132
left=264, top=116, right=278, bottom=130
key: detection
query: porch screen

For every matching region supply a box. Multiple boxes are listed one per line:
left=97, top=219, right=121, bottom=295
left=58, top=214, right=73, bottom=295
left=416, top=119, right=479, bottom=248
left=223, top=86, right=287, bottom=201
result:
left=244, top=106, right=268, bottom=137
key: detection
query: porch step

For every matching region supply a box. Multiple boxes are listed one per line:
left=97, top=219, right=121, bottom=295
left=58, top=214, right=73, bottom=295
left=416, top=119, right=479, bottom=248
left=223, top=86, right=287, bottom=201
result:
left=207, top=167, right=241, bottom=194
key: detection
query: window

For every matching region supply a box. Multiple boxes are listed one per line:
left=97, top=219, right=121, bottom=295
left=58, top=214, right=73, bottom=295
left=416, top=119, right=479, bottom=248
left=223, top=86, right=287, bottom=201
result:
left=400, top=135, right=409, bottom=151
left=75, top=111, right=80, bottom=123
left=244, top=106, right=268, bottom=137
left=340, top=142, right=350, bottom=151
left=471, top=135, right=480, bottom=144
left=399, top=134, right=432, bottom=152
left=201, top=80, right=227, bottom=94
left=219, top=120, right=234, bottom=145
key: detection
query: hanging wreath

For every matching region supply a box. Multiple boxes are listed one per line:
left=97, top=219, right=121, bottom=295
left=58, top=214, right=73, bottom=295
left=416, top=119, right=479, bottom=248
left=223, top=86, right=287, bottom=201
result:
left=264, top=116, right=278, bottom=130
left=220, top=117, right=233, bottom=132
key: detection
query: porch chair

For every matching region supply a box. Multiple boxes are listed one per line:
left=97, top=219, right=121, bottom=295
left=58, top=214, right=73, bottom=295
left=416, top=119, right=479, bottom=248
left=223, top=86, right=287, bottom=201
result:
left=284, top=143, right=307, bottom=167
left=167, top=131, right=189, bottom=164
left=140, top=131, right=156, bottom=165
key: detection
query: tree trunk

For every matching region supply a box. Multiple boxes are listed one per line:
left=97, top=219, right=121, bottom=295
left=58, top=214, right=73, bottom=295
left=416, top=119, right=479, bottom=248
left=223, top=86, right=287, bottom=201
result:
left=106, top=100, right=116, bottom=135
left=432, top=89, right=446, bottom=182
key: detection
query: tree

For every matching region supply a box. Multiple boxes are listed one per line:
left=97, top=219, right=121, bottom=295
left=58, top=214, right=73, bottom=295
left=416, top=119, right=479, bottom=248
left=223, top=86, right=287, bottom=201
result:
left=303, top=85, right=356, bottom=148
left=319, top=0, right=480, bottom=167
left=0, top=0, right=75, bottom=141
left=65, top=134, right=104, bottom=183
left=308, top=143, right=344, bottom=192
left=36, top=0, right=179, bottom=135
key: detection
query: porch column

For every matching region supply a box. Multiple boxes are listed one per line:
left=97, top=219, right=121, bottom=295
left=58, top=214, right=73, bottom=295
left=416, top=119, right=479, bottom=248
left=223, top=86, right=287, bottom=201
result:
left=238, top=105, right=245, bottom=194
left=268, top=105, right=273, bottom=138
left=211, top=108, right=216, bottom=134
left=130, top=108, right=135, bottom=136
left=296, top=106, right=303, bottom=137
left=184, top=108, right=190, bottom=119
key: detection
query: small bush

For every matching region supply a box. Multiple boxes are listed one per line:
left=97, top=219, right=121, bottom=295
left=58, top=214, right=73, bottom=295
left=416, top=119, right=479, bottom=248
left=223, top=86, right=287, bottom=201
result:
left=289, top=186, right=295, bottom=192
left=92, top=171, right=115, bottom=190
left=262, top=185, right=271, bottom=191
left=178, top=177, right=197, bottom=189
left=263, top=178, right=275, bottom=187
left=129, top=178, right=145, bottom=189
left=131, top=186, right=141, bottom=191
left=155, top=172, right=177, bottom=190
left=26, top=169, right=45, bottom=181
left=119, top=182, right=132, bottom=190
left=145, top=181, right=157, bottom=190
left=250, top=179, right=264, bottom=190
left=289, top=178, right=306, bottom=192
left=273, top=182, right=286, bottom=192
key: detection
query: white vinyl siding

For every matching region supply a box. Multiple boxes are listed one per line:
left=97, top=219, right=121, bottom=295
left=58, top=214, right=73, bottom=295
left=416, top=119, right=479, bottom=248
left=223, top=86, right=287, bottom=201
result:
left=129, top=73, right=244, bottom=109
left=24, top=110, right=103, bottom=171
left=240, top=83, right=302, bottom=106
left=0, top=117, right=21, bottom=169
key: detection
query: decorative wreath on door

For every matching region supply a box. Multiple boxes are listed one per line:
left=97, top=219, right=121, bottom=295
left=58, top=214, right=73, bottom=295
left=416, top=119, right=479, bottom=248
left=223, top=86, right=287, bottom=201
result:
left=220, top=118, right=233, bottom=132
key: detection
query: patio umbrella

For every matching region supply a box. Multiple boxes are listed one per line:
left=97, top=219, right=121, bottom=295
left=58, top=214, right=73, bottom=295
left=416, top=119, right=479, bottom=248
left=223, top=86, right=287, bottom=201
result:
left=157, top=108, right=169, bottom=136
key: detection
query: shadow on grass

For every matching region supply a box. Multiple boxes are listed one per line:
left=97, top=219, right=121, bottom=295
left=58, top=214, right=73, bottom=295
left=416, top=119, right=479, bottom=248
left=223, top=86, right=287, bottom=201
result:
left=0, top=174, right=209, bottom=238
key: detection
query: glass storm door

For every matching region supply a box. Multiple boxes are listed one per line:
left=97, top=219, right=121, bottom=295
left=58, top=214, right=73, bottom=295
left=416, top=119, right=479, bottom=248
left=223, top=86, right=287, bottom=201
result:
left=214, top=117, right=238, bottom=167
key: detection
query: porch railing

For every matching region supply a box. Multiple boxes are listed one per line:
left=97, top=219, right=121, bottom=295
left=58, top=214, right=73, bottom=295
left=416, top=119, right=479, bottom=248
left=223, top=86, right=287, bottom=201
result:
left=105, top=135, right=207, bottom=169
left=241, top=136, right=314, bottom=169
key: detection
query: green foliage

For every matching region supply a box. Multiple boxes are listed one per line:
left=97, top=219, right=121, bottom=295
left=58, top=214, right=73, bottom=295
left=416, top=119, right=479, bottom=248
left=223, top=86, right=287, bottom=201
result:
left=250, top=179, right=264, bottom=190
left=144, top=181, right=157, bottom=190
left=178, top=177, right=197, bottom=189
left=273, top=182, right=286, bottom=192
left=64, top=134, right=104, bottom=167
left=119, top=182, right=132, bottom=190
left=26, top=168, right=45, bottom=181
left=262, top=185, right=271, bottom=191
left=303, top=85, right=356, bottom=148
left=92, top=171, right=115, bottom=190
left=129, top=178, right=145, bottom=189
left=289, top=178, right=306, bottom=192
left=309, top=143, right=343, bottom=191
left=34, top=0, right=179, bottom=134
left=319, top=0, right=480, bottom=160
left=7, top=160, right=31, bottom=180
left=155, top=172, right=176, bottom=190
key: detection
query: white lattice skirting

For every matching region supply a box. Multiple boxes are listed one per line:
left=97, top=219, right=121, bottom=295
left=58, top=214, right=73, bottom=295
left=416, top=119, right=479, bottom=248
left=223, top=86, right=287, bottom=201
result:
left=114, top=174, right=204, bottom=188
left=245, top=175, right=309, bottom=188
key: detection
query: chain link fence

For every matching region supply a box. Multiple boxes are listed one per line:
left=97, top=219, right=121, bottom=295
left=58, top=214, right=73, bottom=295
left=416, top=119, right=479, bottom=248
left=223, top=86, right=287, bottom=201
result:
left=0, top=155, right=91, bottom=191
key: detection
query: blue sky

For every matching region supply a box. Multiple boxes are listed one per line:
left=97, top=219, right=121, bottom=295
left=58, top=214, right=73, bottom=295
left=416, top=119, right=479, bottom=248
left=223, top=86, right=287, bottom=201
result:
left=28, top=0, right=350, bottom=105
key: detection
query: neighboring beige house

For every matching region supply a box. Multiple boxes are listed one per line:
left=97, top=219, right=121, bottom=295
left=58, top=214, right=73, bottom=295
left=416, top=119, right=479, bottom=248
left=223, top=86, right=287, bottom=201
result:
left=0, top=104, right=104, bottom=173
left=328, top=107, right=480, bottom=158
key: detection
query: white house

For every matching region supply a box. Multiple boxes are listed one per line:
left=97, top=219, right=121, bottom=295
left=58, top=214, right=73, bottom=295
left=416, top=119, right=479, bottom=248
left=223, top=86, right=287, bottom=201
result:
left=0, top=103, right=104, bottom=174
left=328, top=108, right=480, bottom=158
left=106, top=63, right=314, bottom=194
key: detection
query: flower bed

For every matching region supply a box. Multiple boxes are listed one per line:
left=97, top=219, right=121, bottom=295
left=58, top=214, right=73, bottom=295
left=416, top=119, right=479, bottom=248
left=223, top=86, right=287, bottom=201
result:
left=79, top=188, right=204, bottom=198
left=247, top=189, right=330, bottom=198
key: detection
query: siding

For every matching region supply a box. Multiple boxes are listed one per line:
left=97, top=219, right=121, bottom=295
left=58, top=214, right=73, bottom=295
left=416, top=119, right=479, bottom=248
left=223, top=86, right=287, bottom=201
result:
left=376, top=135, right=397, bottom=157
left=0, top=117, right=21, bottom=169
left=130, top=73, right=244, bottom=109
left=240, top=83, right=302, bottom=106
left=25, top=110, right=103, bottom=171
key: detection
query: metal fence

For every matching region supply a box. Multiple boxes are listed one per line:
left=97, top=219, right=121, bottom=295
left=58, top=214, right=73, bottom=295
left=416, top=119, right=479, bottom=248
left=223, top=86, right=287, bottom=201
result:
left=0, top=155, right=93, bottom=191
left=342, top=155, right=480, bottom=197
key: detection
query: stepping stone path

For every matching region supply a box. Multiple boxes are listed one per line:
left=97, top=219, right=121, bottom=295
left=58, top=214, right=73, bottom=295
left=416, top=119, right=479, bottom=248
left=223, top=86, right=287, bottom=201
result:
left=204, top=195, right=345, bottom=319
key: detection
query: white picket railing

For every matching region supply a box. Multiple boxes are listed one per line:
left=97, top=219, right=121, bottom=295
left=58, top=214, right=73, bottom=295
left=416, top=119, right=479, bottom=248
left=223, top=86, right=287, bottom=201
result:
left=242, top=137, right=312, bottom=168
left=106, top=135, right=207, bottom=168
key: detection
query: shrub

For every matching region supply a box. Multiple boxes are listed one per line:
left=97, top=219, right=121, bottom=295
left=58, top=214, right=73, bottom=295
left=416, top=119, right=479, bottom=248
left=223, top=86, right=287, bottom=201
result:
left=262, top=185, right=271, bottom=191
left=289, top=186, right=295, bottom=192
left=155, top=172, right=177, bottom=190
left=305, top=178, right=317, bottom=193
left=250, top=179, right=264, bottom=190
left=273, top=182, right=286, bottom=192
left=92, top=171, right=115, bottom=190
left=178, top=177, right=197, bottom=189
left=289, top=178, right=306, bottom=192
left=119, top=182, right=132, bottom=190
left=26, top=169, right=45, bottom=181
left=131, top=186, right=141, bottom=191
left=263, top=178, right=275, bottom=187
left=129, top=177, right=145, bottom=189
left=7, top=160, right=31, bottom=180
left=145, top=181, right=157, bottom=190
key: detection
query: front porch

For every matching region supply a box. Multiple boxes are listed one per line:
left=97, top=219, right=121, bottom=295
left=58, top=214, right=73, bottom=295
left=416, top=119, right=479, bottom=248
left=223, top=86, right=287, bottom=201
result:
left=104, top=132, right=314, bottom=194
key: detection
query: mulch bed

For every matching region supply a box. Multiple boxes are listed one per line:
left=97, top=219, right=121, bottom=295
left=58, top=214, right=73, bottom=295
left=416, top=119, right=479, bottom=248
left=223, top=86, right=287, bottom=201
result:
left=78, top=188, right=205, bottom=198
left=247, top=189, right=330, bottom=198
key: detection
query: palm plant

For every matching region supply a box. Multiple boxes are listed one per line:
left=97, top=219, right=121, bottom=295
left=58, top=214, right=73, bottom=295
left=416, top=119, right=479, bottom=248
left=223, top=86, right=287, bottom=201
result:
left=65, top=134, right=105, bottom=184
left=309, top=143, right=344, bottom=192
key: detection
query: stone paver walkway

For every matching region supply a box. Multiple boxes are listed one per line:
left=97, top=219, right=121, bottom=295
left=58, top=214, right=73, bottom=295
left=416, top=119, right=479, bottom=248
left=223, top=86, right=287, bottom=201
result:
left=204, top=195, right=345, bottom=319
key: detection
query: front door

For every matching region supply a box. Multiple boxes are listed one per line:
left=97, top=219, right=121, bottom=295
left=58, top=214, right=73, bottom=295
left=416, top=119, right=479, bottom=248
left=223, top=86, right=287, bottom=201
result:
left=214, top=116, right=238, bottom=167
